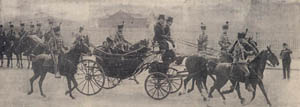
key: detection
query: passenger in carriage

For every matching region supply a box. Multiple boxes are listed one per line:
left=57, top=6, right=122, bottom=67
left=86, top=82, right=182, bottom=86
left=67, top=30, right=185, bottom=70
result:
left=164, top=16, right=175, bottom=48
left=113, top=23, right=131, bottom=52
left=73, top=26, right=85, bottom=45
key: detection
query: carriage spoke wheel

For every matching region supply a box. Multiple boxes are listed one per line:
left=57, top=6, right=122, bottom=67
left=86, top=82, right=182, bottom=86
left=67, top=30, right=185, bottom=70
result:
left=102, top=76, right=121, bottom=89
left=145, top=72, right=171, bottom=100
left=76, top=59, right=105, bottom=96
left=167, top=67, right=183, bottom=94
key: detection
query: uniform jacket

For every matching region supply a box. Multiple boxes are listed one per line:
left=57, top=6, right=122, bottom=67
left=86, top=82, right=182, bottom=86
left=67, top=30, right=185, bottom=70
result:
left=154, top=22, right=167, bottom=42
left=230, top=40, right=258, bottom=63
left=280, top=48, right=292, bottom=61
left=36, top=28, right=43, bottom=39
left=218, top=34, right=231, bottom=50
left=0, top=30, right=7, bottom=47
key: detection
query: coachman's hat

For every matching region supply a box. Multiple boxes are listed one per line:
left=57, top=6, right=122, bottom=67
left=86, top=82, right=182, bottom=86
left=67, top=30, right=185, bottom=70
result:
left=158, top=14, right=165, bottom=20
left=167, top=17, right=173, bottom=22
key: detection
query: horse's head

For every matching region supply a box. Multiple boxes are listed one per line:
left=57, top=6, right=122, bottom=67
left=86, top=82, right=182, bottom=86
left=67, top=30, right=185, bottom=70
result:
left=73, top=39, right=91, bottom=55
left=265, top=46, right=279, bottom=67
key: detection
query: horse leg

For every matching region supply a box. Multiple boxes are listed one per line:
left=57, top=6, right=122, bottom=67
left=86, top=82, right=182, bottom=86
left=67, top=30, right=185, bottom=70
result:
left=70, top=75, right=78, bottom=99
left=196, top=79, right=207, bottom=101
left=235, top=82, right=245, bottom=104
left=249, top=84, right=257, bottom=103
left=258, top=81, right=272, bottom=106
left=221, top=80, right=237, bottom=94
left=202, top=75, right=209, bottom=93
left=179, top=72, right=194, bottom=95
left=65, top=76, right=75, bottom=99
left=20, top=54, right=23, bottom=68
left=38, top=72, right=47, bottom=97
left=16, top=54, right=19, bottom=68
left=187, top=78, right=195, bottom=93
left=27, top=56, right=31, bottom=69
left=208, top=75, right=228, bottom=99
left=28, top=72, right=40, bottom=95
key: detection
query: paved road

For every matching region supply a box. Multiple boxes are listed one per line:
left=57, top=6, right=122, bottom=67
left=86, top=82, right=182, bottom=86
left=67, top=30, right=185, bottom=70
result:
left=0, top=63, right=300, bottom=107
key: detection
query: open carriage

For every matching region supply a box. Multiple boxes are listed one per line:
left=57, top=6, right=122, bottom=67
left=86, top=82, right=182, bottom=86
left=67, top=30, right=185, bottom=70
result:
left=75, top=40, right=183, bottom=100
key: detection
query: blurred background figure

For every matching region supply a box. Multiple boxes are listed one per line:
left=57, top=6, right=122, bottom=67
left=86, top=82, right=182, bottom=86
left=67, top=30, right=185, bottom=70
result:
left=280, top=43, right=292, bottom=80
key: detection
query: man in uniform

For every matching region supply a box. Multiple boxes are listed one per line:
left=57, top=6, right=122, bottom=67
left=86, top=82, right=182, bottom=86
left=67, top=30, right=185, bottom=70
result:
left=73, top=26, right=85, bottom=45
left=28, top=22, right=36, bottom=35
left=44, top=20, right=55, bottom=43
left=47, top=25, right=66, bottom=78
left=280, top=43, right=292, bottom=80
left=229, top=30, right=258, bottom=92
left=114, top=23, right=131, bottom=52
left=0, top=24, right=6, bottom=67
left=198, top=22, right=208, bottom=52
left=164, top=17, right=175, bottom=48
left=36, top=23, right=43, bottom=40
left=19, top=23, right=27, bottom=38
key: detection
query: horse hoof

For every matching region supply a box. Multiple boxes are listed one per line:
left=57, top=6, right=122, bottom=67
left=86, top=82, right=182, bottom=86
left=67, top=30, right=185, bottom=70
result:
left=178, top=92, right=182, bottom=96
left=240, top=98, right=245, bottom=104
left=65, top=91, right=69, bottom=95
left=27, top=91, right=33, bottom=95
left=187, top=89, right=192, bottom=93
left=41, top=94, right=46, bottom=98
left=70, top=96, right=75, bottom=99
left=208, top=95, right=213, bottom=98
left=203, top=97, right=208, bottom=101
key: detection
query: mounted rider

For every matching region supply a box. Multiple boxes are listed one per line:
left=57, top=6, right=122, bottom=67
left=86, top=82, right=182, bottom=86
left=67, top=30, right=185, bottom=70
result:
left=219, top=21, right=231, bottom=52
left=229, top=29, right=258, bottom=92
left=36, top=22, right=43, bottom=40
left=18, top=23, right=27, bottom=39
left=47, top=22, right=67, bottom=78
left=0, top=24, right=6, bottom=66
left=6, top=22, right=16, bottom=51
left=198, top=22, right=208, bottom=52
left=28, top=22, right=36, bottom=35
left=73, top=26, right=88, bottom=45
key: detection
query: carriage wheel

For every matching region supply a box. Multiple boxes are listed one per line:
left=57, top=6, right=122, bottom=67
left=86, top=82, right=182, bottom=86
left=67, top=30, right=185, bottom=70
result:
left=144, top=72, right=171, bottom=100
left=76, top=59, right=105, bottom=96
left=102, top=76, right=121, bottom=89
left=167, top=67, right=183, bottom=94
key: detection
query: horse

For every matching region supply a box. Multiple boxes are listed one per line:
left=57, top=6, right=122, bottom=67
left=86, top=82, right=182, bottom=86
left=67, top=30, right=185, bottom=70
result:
left=12, top=34, right=25, bottom=68
left=15, top=35, right=48, bottom=69
left=207, top=46, right=279, bottom=107
left=4, top=38, right=14, bottom=68
left=174, top=55, right=212, bottom=101
left=27, top=40, right=90, bottom=99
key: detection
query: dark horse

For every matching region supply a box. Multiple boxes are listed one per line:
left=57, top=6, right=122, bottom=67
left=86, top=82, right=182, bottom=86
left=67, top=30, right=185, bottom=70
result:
left=207, top=46, right=279, bottom=107
left=15, top=35, right=47, bottom=69
left=27, top=40, right=90, bottom=99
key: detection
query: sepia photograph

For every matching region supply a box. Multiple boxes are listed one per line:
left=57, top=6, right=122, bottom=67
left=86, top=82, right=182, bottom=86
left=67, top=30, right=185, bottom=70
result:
left=0, top=0, right=299, bottom=107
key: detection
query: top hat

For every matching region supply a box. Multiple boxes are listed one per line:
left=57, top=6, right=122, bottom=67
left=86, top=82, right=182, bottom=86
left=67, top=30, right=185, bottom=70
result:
left=158, top=14, right=165, bottom=20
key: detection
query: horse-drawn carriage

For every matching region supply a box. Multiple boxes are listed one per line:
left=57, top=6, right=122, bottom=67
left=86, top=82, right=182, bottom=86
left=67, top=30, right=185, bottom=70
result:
left=75, top=39, right=184, bottom=100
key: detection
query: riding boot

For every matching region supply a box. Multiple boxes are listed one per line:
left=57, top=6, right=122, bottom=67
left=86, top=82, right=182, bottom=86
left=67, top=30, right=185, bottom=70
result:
left=54, top=64, right=61, bottom=78
left=245, top=75, right=254, bottom=92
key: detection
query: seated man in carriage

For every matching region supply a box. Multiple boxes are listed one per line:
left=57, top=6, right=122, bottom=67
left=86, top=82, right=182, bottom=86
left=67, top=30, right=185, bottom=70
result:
left=150, top=14, right=176, bottom=74
left=113, top=23, right=132, bottom=53
left=229, top=29, right=258, bottom=92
